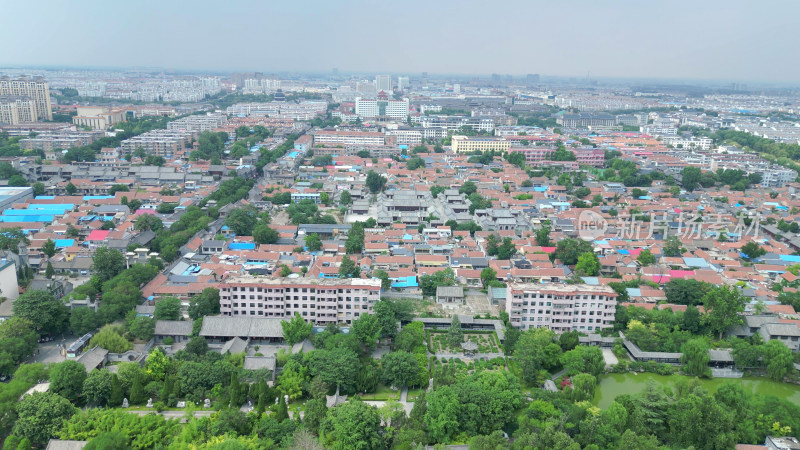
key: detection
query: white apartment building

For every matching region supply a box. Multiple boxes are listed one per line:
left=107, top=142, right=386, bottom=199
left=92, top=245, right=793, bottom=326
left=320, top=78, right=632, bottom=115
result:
left=73, top=106, right=127, bottom=130
left=218, top=277, right=382, bottom=325
left=0, top=97, right=37, bottom=125
left=167, top=114, right=228, bottom=132
left=314, top=130, right=385, bottom=146
left=243, top=78, right=281, bottom=94
left=385, top=128, right=423, bottom=146
left=226, top=101, right=327, bottom=120
left=355, top=96, right=409, bottom=121
left=0, top=76, right=52, bottom=121
left=375, top=75, right=392, bottom=93
left=397, top=76, right=409, bottom=91
left=120, top=129, right=194, bottom=157
left=505, top=284, right=618, bottom=333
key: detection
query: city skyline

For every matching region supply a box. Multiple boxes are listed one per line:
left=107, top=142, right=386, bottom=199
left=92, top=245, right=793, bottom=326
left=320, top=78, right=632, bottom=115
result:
left=2, top=0, right=799, bottom=84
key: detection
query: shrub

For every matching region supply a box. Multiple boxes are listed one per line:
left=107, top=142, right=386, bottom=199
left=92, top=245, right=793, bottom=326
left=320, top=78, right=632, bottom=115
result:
left=162, top=337, right=174, bottom=345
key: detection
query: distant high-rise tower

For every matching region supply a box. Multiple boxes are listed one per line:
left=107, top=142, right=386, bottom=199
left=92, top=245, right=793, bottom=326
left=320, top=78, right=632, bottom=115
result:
left=397, top=76, right=409, bottom=91
left=375, top=75, right=392, bottom=93
left=0, top=76, right=52, bottom=121
left=526, top=74, right=540, bottom=85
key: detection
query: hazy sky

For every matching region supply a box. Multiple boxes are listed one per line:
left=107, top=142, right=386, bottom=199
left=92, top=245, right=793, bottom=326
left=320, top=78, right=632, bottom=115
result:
left=2, top=0, right=798, bottom=82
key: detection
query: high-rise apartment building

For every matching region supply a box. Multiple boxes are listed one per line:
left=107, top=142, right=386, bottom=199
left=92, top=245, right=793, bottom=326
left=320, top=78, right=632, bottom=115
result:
left=218, top=276, right=382, bottom=325
left=504, top=284, right=618, bottom=333
left=0, top=97, right=37, bottom=125
left=397, top=76, right=409, bottom=91
left=375, top=75, right=392, bottom=93
left=355, top=92, right=409, bottom=121
left=0, top=76, right=52, bottom=121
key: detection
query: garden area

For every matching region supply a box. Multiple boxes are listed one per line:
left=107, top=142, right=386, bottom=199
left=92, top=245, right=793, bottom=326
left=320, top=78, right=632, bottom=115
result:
left=427, top=330, right=502, bottom=354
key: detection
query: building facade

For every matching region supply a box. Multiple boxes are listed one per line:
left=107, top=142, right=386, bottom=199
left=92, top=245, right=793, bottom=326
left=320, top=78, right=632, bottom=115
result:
left=355, top=94, right=409, bottom=121
left=72, top=106, right=127, bottom=130
left=451, top=135, right=511, bottom=153
left=504, top=284, right=618, bottom=333
left=0, top=76, right=52, bottom=121
left=0, top=97, right=37, bottom=124
left=218, top=277, right=382, bottom=325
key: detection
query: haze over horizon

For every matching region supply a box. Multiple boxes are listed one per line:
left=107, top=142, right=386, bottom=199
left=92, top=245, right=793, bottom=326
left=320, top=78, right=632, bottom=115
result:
left=2, top=0, right=799, bottom=84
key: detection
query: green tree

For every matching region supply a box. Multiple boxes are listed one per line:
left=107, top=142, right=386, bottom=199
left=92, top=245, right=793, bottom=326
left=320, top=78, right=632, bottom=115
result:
left=395, top=321, right=425, bottom=353
left=662, top=236, right=684, bottom=257
left=109, top=374, right=123, bottom=407
left=373, top=269, right=391, bottom=291
left=575, top=252, right=600, bottom=276
left=568, top=373, right=597, bottom=402
left=13, top=290, right=68, bottom=335
left=253, top=222, right=279, bottom=244
left=188, top=287, right=220, bottom=319
left=560, top=345, right=605, bottom=376
left=637, top=249, right=656, bottom=266
left=90, top=325, right=132, bottom=353
left=82, top=369, right=113, bottom=407
left=65, top=182, right=77, bottom=195
left=665, top=278, right=711, bottom=306
left=129, top=374, right=145, bottom=405
left=365, top=170, right=387, bottom=194
left=69, top=308, right=97, bottom=336
left=419, top=268, right=456, bottom=296
left=305, top=233, right=322, bottom=252
left=381, top=351, right=421, bottom=389
left=459, top=181, right=477, bottom=196
left=681, top=166, right=701, bottom=191
left=32, top=182, right=45, bottom=197
left=309, top=347, right=359, bottom=392
left=338, top=255, right=360, bottom=278
left=702, top=285, right=745, bottom=339
left=763, top=340, right=794, bottom=381
left=50, top=360, right=87, bottom=403
left=351, top=313, right=381, bottom=350
left=281, top=313, right=312, bottom=346
left=128, top=316, right=155, bottom=341
left=535, top=223, right=551, bottom=247
left=134, top=214, right=163, bottom=232
left=45, top=261, right=55, bottom=279
left=480, top=267, right=497, bottom=288
left=13, top=392, right=76, bottom=446
left=339, top=190, right=352, bottom=205
left=553, top=239, right=594, bottom=265
left=154, top=296, right=181, bottom=320
left=680, top=338, right=711, bottom=377
left=321, top=400, right=383, bottom=450
left=514, top=328, right=562, bottom=384
left=42, top=239, right=57, bottom=258
left=740, top=241, right=766, bottom=260
left=92, top=247, right=126, bottom=282
left=225, top=206, right=259, bottom=236
left=185, top=335, right=208, bottom=355
left=447, top=315, right=463, bottom=349
left=424, top=386, right=460, bottom=443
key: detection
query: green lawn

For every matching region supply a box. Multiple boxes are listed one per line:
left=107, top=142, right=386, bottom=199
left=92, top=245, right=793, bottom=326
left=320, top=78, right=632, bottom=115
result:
left=359, top=384, right=400, bottom=401
left=406, top=388, right=425, bottom=401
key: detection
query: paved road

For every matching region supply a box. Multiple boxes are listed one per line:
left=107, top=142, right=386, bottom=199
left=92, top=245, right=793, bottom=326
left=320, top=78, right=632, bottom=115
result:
left=601, top=348, right=619, bottom=367
left=26, top=334, right=75, bottom=365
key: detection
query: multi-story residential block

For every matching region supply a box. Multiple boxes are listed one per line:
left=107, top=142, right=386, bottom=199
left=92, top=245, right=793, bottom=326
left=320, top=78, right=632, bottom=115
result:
left=421, top=115, right=495, bottom=133
left=375, top=75, right=392, bottom=93
left=226, top=101, right=327, bottom=120
left=120, top=129, right=194, bottom=157
left=556, top=113, right=615, bottom=128
left=167, top=114, right=228, bottom=132
left=313, top=130, right=385, bottom=146
left=0, top=97, right=37, bottom=124
left=509, top=147, right=605, bottom=167
left=385, top=128, right=423, bottom=146
left=355, top=93, right=409, bottom=121
left=72, top=106, right=127, bottom=130
left=451, top=135, right=511, bottom=153
left=504, top=284, right=618, bottom=333
left=0, top=76, right=52, bottom=121
left=218, top=277, right=382, bottom=325
left=397, top=76, right=409, bottom=91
